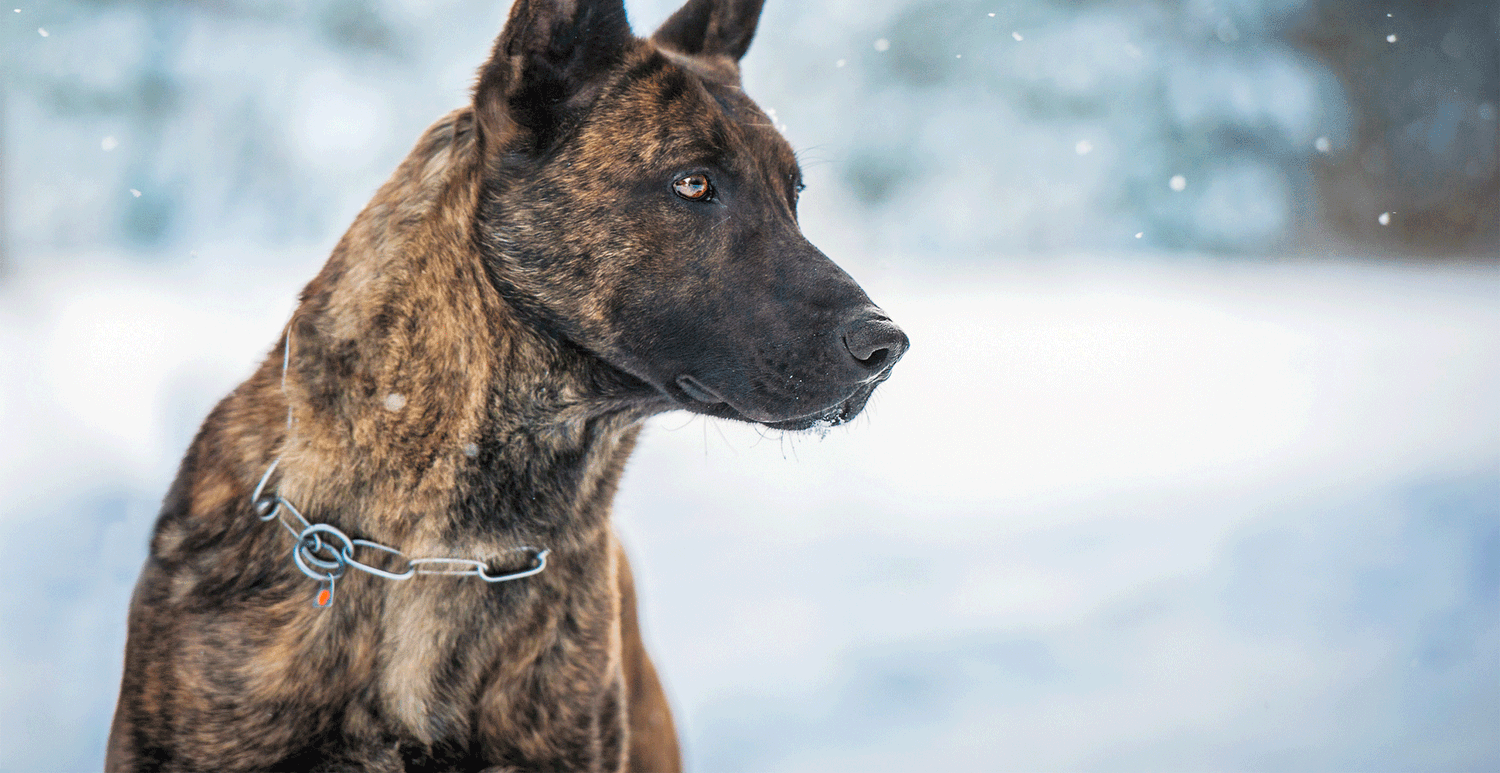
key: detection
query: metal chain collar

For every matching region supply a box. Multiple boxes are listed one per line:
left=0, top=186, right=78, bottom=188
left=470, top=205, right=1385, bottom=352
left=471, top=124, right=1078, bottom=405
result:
left=251, top=330, right=549, bottom=608
left=251, top=458, right=550, bottom=608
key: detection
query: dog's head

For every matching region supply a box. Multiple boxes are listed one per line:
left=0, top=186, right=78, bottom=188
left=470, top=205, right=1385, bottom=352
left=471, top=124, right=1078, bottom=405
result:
left=473, top=0, right=906, bottom=430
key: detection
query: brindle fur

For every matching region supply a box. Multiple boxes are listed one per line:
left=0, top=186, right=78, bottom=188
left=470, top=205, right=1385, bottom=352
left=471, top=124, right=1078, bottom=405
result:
left=107, top=1, right=906, bottom=770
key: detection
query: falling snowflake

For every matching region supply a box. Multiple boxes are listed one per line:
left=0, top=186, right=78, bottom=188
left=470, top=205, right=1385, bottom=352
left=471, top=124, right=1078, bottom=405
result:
left=1075, top=140, right=1093, bottom=155
left=129, top=189, right=141, bottom=197
left=36, top=26, right=47, bottom=36
left=101, top=136, right=118, bottom=152
left=835, top=59, right=846, bottom=68
left=1012, top=31, right=1024, bottom=41
left=1378, top=212, right=1392, bottom=226
left=1169, top=175, right=1187, bottom=191
left=1386, top=34, right=1398, bottom=43
left=1134, top=232, right=1144, bottom=239
left=1314, top=136, right=1331, bottom=153
left=873, top=38, right=890, bottom=52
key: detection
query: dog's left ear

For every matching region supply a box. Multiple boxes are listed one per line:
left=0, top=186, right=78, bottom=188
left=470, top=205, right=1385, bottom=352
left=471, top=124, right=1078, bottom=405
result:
left=474, top=0, right=635, bottom=152
left=651, top=0, right=766, bottom=62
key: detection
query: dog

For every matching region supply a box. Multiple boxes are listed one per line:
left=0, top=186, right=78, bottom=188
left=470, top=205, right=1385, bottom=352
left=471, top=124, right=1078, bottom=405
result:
left=106, top=0, right=907, bottom=769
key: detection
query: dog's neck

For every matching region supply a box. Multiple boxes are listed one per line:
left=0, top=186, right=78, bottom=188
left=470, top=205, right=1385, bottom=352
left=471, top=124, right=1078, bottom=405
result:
left=256, top=109, right=650, bottom=561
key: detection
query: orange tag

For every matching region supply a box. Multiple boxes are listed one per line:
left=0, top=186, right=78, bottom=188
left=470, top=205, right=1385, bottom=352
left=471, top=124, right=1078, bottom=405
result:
left=315, top=588, right=332, bottom=607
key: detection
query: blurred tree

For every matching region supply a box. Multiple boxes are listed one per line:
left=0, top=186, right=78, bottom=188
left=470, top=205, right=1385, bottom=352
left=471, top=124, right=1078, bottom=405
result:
left=805, top=0, right=1495, bottom=258
left=1290, top=0, right=1498, bottom=257
left=4, top=0, right=409, bottom=258
left=828, top=0, right=1338, bottom=255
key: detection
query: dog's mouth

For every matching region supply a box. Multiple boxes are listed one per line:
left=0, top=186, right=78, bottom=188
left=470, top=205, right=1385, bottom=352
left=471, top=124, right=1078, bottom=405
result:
left=675, top=375, right=727, bottom=406
left=671, top=374, right=882, bottom=432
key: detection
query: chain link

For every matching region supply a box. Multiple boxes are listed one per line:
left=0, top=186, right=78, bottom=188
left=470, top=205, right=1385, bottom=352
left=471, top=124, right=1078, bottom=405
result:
left=251, top=455, right=549, bottom=606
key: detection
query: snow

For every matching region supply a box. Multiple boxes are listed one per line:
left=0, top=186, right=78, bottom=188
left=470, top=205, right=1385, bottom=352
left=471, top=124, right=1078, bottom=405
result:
left=613, top=256, right=1500, bottom=772
left=2, top=251, right=1495, bottom=771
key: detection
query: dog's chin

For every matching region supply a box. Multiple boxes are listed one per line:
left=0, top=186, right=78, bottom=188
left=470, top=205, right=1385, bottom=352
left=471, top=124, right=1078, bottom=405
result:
left=668, top=376, right=880, bottom=432
left=758, top=384, right=877, bottom=431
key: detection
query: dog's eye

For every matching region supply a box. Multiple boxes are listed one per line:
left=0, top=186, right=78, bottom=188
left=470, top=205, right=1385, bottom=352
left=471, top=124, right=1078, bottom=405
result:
left=673, top=174, right=712, bottom=201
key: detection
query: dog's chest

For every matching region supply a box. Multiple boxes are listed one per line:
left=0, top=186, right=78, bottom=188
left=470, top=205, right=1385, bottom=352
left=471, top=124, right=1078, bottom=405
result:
left=311, top=582, right=628, bottom=770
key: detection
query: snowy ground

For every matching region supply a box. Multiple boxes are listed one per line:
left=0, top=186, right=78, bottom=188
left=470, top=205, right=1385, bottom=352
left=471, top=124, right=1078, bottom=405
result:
left=0, top=252, right=1496, bottom=771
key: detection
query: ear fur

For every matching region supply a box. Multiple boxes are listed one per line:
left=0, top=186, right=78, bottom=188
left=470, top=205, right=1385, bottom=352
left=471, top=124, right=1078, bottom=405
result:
left=651, top=0, right=766, bottom=62
left=474, top=0, right=634, bottom=151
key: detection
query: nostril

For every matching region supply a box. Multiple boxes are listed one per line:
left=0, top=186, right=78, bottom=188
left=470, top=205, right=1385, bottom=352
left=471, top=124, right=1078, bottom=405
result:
left=841, top=317, right=909, bottom=374
left=849, top=344, right=889, bottom=370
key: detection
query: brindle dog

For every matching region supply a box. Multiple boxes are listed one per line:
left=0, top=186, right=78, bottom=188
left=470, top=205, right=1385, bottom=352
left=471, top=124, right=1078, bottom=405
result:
left=106, top=0, right=907, bottom=770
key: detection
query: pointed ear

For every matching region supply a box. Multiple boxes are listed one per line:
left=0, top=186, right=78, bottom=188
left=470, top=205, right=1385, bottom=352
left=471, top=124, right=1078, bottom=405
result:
left=651, top=0, right=766, bottom=62
left=474, top=0, right=634, bottom=151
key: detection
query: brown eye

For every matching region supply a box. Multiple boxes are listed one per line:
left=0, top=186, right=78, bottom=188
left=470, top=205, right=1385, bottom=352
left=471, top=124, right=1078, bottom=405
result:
left=673, top=174, right=712, bottom=201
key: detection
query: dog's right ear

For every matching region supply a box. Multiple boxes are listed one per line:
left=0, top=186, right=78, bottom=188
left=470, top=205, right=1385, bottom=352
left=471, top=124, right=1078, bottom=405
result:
left=474, top=0, right=634, bottom=152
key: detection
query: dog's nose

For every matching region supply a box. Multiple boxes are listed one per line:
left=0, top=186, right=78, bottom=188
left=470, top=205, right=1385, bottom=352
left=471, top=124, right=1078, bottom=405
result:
left=840, top=313, right=909, bottom=376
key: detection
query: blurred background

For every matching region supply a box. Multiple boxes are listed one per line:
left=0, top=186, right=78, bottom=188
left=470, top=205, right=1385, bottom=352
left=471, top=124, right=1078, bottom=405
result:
left=1, top=0, right=1496, bottom=770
